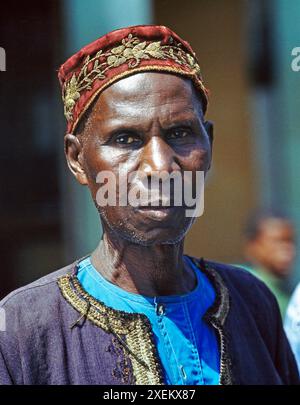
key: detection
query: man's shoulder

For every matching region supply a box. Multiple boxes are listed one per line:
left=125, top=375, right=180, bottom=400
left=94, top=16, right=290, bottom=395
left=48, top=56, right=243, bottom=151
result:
left=192, top=256, right=279, bottom=308
left=192, top=257, right=262, bottom=285
left=206, top=259, right=265, bottom=287
left=0, top=259, right=79, bottom=311
left=207, top=259, right=282, bottom=316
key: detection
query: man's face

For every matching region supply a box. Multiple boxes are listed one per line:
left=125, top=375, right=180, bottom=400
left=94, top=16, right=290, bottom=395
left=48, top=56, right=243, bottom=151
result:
left=247, top=218, right=296, bottom=278
left=69, top=72, right=212, bottom=245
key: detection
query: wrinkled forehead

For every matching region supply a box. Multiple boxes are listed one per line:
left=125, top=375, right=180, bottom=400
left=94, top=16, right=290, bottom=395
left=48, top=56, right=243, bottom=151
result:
left=88, top=72, right=204, bottom=124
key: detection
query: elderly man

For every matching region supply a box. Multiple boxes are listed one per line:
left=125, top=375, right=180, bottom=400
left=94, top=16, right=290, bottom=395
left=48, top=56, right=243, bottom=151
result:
left=0, top=25, right=298, bottom=385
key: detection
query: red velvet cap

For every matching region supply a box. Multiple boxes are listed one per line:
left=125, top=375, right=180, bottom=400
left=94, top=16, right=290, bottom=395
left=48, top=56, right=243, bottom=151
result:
left=58, top=25, right=209, bottom=134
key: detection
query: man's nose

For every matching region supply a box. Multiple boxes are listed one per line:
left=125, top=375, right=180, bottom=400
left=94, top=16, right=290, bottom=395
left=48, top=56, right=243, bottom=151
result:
left=139, top=136, right=180, bottom=174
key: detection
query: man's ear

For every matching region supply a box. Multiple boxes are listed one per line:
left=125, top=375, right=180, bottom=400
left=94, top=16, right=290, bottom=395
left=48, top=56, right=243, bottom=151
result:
left=64, top=134, right=88, bottom=185
left=204, top=120, right=213, bottom=170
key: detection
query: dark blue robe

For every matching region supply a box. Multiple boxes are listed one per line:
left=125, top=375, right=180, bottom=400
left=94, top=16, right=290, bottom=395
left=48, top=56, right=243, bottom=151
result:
left=0, top=257, right=299, bottom=385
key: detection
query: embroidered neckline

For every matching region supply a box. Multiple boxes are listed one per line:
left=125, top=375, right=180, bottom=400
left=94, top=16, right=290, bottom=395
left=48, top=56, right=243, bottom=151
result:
left=190, top=257, right=233, bottom=385
left=58, top=267, right=164, bottom=385
left=77, top=255, right=204, bottom=306
left=57, top=256, right=232, bottom=385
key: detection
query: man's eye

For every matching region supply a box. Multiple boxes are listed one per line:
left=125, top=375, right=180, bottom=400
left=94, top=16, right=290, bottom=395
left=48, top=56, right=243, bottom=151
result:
left=167, top=129, right=190, bottom=140
left=115, top=134, right=141, bottom=145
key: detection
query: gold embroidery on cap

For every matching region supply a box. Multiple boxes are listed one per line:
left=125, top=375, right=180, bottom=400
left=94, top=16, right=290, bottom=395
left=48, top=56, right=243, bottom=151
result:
left=63, top=34, right=203, bottom=122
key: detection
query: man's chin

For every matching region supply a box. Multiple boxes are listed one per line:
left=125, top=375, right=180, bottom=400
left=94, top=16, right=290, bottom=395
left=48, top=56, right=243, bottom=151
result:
left=98, top=207, right=195, bottom=246
left=115, top=222, right=193, bottom=246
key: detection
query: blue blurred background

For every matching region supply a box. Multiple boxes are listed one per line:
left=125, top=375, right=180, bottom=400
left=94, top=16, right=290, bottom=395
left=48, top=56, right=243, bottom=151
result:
left=0, top=0, right=300, bottom=299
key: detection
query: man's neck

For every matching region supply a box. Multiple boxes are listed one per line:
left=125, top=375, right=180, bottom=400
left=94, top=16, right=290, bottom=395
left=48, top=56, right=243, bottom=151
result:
left=90, top=231, right=197, bottom=297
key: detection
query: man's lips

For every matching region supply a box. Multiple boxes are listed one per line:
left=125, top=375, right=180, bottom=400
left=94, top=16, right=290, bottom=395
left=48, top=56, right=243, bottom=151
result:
left=137, top=205, right=175, bottom=210
left=137, top=199, right=176, bottom=209
left=135, top=205, right=178, bottom=220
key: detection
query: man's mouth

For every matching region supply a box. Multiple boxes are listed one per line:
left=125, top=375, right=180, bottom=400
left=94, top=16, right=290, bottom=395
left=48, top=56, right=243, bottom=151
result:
left=137, top=198, right=176, bottom=209
left=137, top=205, right=175, bottom=210
left=134, top=202, right=179, bottom=220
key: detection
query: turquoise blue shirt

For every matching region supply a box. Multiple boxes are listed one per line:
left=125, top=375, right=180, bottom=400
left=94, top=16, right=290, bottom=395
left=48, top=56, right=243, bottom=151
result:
left=77, top=255, right=220, bottom=385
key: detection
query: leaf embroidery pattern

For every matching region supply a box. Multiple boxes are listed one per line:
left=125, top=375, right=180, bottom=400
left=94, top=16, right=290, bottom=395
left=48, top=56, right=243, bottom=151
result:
left=63, top=34, right=202, bottom=121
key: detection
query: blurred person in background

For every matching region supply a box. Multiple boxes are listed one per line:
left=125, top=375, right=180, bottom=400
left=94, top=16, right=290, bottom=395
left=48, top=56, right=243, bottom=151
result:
left=285, top=284, right=300, bottom=373
left=243, top=209, right=296, bottom=318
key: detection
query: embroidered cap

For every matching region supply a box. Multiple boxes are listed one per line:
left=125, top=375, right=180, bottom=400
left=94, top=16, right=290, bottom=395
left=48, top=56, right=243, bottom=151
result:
left=58, top=25, right=209, bottom=134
